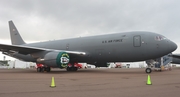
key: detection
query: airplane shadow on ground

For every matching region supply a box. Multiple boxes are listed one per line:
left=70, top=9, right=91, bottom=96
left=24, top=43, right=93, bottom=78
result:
left=0, top=68, right=170, bottom=75
left=46, top=69, right=148, bottom=75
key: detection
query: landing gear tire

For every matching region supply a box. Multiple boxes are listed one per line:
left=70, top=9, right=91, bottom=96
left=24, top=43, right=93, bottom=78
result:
left=145, top=68, right=152, bottom=73
left=37, top=67, right=42, bottom=72
left=66, top=67, right=78, bottom=71
left=66, top=66, right=71, bottom=71
left=41, top=67, right=45, bottom=72
left=46, top=67, right=51, bottom=72
left=72, top=67, right=78, bottom=71
left=37, top=66, right=51, bottom=72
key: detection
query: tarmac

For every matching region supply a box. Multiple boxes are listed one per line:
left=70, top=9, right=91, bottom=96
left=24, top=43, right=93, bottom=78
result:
left=0, top=67, right=180, bottom=97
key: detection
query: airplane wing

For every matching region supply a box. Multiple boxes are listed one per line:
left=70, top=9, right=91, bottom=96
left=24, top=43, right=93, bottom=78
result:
left=0, top=43, right=86, bottom=55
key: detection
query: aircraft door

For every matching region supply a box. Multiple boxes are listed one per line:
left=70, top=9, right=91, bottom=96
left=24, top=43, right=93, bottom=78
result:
left=133, top=35, right=141, bottom=47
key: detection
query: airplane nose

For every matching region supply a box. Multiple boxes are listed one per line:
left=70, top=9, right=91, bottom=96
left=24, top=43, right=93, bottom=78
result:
left=170, top=41, right=177, bottom=52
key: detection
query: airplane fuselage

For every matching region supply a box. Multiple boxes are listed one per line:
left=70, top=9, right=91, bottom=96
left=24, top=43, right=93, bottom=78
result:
left=10, top=31, right=175, bottom=67
left=3, top=21, right=177, bottom=72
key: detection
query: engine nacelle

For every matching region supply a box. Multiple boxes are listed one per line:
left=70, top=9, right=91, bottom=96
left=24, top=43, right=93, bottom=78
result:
left=38, top=52, right=70, bottom=68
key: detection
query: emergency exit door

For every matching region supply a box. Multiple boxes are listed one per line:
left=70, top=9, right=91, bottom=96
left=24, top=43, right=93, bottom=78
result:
left=133, top=35, right=141, bottom=47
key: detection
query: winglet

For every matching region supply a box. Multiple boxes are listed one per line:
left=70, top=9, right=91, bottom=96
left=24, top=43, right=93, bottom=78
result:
left=9, top=20, right=26, bottom=45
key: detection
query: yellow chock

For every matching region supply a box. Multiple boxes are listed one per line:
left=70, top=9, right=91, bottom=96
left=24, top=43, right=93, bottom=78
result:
left=146, top=75, right=152, bottom=85
left=50, top=77, right=56, bottom=88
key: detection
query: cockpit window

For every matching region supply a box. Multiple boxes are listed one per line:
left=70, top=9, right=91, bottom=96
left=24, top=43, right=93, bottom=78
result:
left=155, top=36, right=166, bottom=41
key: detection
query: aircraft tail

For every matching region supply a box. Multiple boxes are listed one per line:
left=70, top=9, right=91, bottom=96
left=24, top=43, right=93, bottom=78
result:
left=9, top=20, right=26, bottom=45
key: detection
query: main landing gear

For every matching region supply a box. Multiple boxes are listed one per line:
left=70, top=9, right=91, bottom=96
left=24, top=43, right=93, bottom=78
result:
left=66, top=63, right=78, bottom=71
left=66, top=66, right=78, bottom=71
left=37, top=67, right=51, bottom=72
left=36, top=63, right=51, bottom=72
left=36, top=63, right=81, bottom=72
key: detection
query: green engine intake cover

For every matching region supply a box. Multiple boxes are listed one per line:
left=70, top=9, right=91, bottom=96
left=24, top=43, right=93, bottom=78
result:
left=56, top=52, right=70, bottom=68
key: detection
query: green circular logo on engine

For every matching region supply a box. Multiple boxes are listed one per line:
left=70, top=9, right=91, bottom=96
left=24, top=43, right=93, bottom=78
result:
left=56, top=52, right=70, bottom=68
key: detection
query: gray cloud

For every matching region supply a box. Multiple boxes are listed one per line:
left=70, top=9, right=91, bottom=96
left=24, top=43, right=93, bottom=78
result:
left=0, top=0, right=180, bottom=52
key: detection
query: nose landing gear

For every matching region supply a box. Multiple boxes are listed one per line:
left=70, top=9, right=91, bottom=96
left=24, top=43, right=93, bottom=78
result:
left=145, top=68, right=152, bottom=73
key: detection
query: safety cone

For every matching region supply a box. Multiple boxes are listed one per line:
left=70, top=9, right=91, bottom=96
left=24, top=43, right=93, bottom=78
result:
left=146, top=74, right=152, bottom=85
left=50, top=77, right=56, bottom=88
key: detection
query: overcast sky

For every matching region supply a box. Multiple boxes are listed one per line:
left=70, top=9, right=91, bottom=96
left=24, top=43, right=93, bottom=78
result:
left=0, top=0, right=180, bottom=59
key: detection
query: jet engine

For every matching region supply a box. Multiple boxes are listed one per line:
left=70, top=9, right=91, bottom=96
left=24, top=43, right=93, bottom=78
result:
left=37, top=52, right=70, bottom=68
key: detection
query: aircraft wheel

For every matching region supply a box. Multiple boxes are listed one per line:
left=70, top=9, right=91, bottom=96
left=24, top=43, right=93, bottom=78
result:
left=71, top=67, right=77, bottom=71
left=37, top=67, right=42, bottom=72
left=41, top=67, right=45, bottom=72
left=145, top=68, right=152, bottom=73
left=66, top=67, right=70, bottom=71
left=66, top=67, right=78, bottom=71
left=46, top=67, right=51, bottom=72
left=73, top=67, right=78, bottom=71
